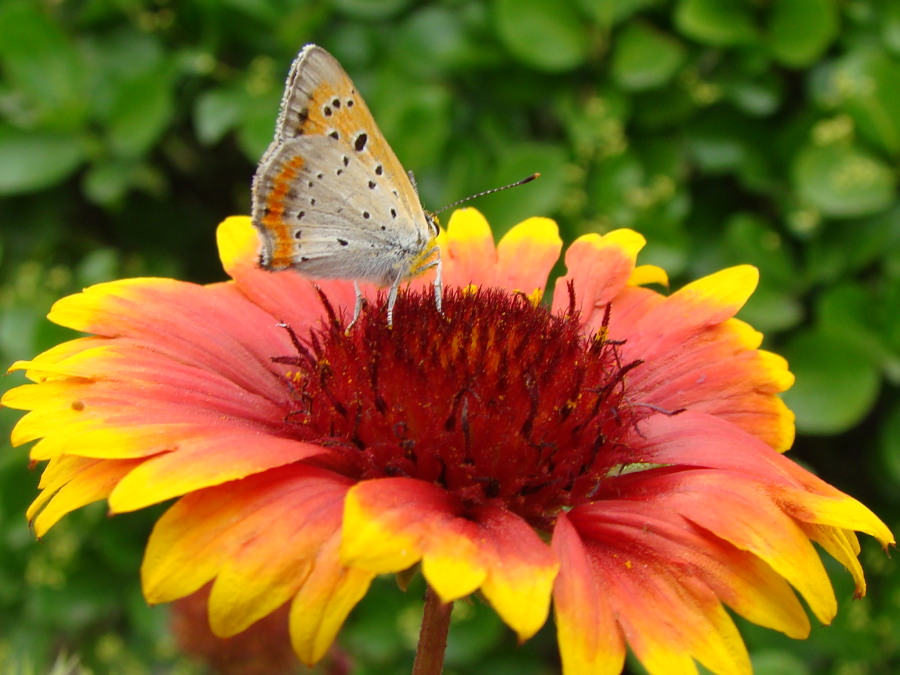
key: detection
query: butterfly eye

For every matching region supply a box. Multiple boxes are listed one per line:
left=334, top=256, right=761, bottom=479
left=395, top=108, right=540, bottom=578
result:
left=426, top=213, right=440, bottom=238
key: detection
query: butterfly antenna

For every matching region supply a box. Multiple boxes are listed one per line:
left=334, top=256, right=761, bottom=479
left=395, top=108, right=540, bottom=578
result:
left=434, top=173, right=540, bottom=215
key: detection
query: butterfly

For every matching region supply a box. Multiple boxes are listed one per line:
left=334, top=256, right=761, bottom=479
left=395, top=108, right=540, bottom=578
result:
left=251, top=44, right=442, bottom=326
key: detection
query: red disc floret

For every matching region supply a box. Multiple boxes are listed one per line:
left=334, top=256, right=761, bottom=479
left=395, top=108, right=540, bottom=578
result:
left=276, top=287, right=649, bottom=531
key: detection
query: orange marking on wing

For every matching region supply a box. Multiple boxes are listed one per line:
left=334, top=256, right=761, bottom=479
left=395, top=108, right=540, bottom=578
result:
left=262, top=155, right=304, bottom=266
left=303, top=84, right=341, bottom=135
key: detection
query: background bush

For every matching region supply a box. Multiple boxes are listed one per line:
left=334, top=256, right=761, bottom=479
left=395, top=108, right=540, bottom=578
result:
left=1, top=0, right=898, bottom=672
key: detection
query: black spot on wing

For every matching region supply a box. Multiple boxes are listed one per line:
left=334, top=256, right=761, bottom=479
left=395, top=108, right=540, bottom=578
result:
left=295, top=107, right=309, bottom=134
left=355, top=133, right=368, bottom=152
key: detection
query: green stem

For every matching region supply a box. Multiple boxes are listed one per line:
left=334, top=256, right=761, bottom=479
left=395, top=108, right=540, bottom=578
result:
left=412, top=585, right=452, bottom=675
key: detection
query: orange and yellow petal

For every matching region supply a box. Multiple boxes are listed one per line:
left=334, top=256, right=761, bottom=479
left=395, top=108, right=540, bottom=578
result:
left=26, top=456, right=145, bottom=536
left=4, top=273, right=337, bottom=523
left=551, top=229, right=647, bottom=324
left=576, top=519, right=749, bottom=675
left=289, top=533, right=375, bottom=665
left=217, top=215, right=262, bottom=275
left=604, top=412, right=893, bottom=622
left=552, top=514, right=626, bottom=675
left=437, top=208, right=498, bottom=288
left=493, top=217, right=562, bottom=297
left=579, top=264, right=796, bottom=452
left=108, top=432, right=326, bottom=512
left=342, top=477, right=558, bottom=640
left=763, top=458, right=895, bottom=549
left=142, top=463, right=362, bottom=660
left=429, top=208, right=562, bottom=297
left=605, top=554, right=751, bottom=675
left=558, top=494, right=820, bottom=675
left=629, top=263, right=669, bottom=288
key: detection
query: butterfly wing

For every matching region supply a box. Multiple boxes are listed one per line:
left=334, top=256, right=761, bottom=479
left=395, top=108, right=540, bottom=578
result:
left=251, top=45, right=437, bottom=287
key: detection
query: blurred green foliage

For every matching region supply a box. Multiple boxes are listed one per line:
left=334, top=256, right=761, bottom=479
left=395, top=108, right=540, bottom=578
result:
left=1, top=0, right=898, bottom=672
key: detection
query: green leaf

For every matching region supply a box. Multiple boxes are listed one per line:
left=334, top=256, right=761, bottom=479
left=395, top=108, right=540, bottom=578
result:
left=588, top=151, right=645, bottom=227
left=792, top=143, right=896, bottom=218
left=685, top=110, right=772, bottom=182
left=796, top=206, right=900, bottom=286
left=611, top=22, right=686, bottom=91
left=884, top=2, right=900, bottom=55
left=332, top=0, right=412, bottom=19
left=878, top=402, right=900, bottom=489
left=739, top=285, right=804, bottom=334
left=395, top=6, right=471, bottom=75
left=632, top=81, right=696, bottom=128
left=371, top=78, right=452, bottom=170
left=194, top=88, right=247, bottom=145
left=675, top=0, right=757, bottom=47
left=723, top=213, right=797, bottom=287
left=767, top=0, right=838, bottom=67
left=575, top=0, right=657, bottom=27
left=106, top=64, right=175, bottom=158
left=782, top=328, right=881, bottom=435
left=82, top=160, right=137, bottom=206
left=0, top=1, right=88, bottom=129
left=817, top=282, right=900, bottom=380
left=0, top=126, right=86, bottom=194
left=885, top=278, right=900, bottom=361
left=748, top=651, right=813, bottom=675
left=476, top=143, right=569, bottom=235
left=493, top=0, right=590, bottom=72
left=725, top=72, right=784, bottom=117
left=812, top=49, right=900, bottom=155
left=75, top=248, right=122, bottom=287
left=237, top=90, right=285, bottom=162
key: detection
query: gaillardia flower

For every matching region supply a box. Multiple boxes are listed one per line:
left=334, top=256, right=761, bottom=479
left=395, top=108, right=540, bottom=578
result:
left=4, top=209, right=893, bottom=675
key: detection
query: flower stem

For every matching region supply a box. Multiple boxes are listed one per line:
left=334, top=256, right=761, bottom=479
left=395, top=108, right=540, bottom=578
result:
left=412, top=585, right=452, bottom=675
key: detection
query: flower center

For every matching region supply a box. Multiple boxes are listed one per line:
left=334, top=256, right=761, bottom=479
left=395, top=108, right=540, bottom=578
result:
left=277, top=287, right=649, bottom=530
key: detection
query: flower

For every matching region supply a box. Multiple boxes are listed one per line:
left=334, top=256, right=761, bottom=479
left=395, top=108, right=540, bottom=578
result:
left=4, top=209, right=893, bottom=675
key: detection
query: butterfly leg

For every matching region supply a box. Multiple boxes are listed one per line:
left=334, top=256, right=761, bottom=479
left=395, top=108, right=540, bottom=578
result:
left=386, top=271, right=404, bottom=327
left=385, top=247, right=442, bottom=326
left=431, top=250, right=443, bottom=313
left=416, top=247, right=442, bottom=314
left=348, top=281, right=364, bottom=329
